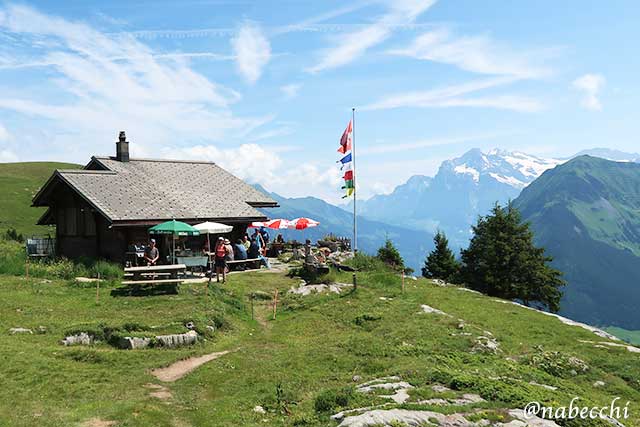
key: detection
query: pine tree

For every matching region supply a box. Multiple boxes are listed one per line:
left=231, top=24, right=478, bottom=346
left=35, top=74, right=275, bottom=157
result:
left=377, top=238, right=405, bottom=271
left=460, top=202, right=565, bottom=312
left=422, top=231, right=460, bottom=282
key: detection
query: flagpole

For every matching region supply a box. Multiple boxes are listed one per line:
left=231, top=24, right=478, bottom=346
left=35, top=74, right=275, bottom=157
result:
left=352, top=107, right=357, bottom=253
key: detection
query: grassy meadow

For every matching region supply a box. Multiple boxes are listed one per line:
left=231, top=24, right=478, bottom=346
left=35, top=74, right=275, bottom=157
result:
left=1, top=264, right=639, bottom=426
left=0, top=162, right=80, bottom=237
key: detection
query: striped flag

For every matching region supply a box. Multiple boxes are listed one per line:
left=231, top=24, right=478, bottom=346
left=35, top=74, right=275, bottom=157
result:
left=338, top=119, right=355, bottom=198
left=338, top=120, right=352, bottom=154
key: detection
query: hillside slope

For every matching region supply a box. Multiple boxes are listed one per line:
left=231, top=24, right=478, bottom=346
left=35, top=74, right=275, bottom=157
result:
left=257, top=186, right=434, bottom=270
left=514, top=155, right=640, bottom=329
left=0, top=268, right=638, bottom=426
left=0, top=162, right=80, bottom=236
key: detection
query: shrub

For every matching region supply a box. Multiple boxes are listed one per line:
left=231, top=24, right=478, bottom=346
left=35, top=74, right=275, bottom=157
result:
left=376, top=239, right=405, bottom=271
left=90, top=260, right=123, bottom=280
left=346, top=252, right=387, bottom=272
left=0, top=239, right=27, bottom=275
left=314, top=387, right=355, bottom=413
left=4, top=228, right=24, bottom=242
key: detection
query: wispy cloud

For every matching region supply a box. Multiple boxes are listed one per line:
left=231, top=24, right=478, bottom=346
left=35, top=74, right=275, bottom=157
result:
left=307, top=0, right=437, bottom=73
left=280, top=83, right=302, bottom=99
left=361, top=132, right=515, bottom=155
left=164, top=143, right=340, bottom=201
left=572, top=73, right=605, bottom=111
left=248, top=126, right=294, bottom=142
left=231, top=21, right=271, bottom=84
left=388, top=27, right=554, bottom=79
left=362, top=77, right=543, bottom=112
left=0, top=4, right=267, bottom=160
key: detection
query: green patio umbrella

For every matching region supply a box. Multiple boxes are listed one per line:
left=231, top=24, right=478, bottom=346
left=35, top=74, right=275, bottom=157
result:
left=149, top=219, right=200, bottom=264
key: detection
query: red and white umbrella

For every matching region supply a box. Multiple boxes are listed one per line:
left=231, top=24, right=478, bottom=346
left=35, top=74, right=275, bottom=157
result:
left=249, top=219, right=291, bottom=229
left=288, top=217, right=320, bottom=230
left=265, top=219, right=291, bottom=229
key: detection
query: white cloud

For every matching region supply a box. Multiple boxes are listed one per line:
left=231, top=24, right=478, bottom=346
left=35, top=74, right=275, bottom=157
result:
left=572, top=73, right=605, bottom=111
left=362, top=77, right=542, bottom=112
left=0, top=4, right=268, bottom=161
left=0, top=123, right=9, bottom=141
left=388, top=28, right=552, bottom=79
left=231, top=21, right=271, bottom=84
left=0, top=149, right=18, bottom=162
left=161, top=142, right=342, bottom=202
left=307, top=0, right=437, bottom=73
left=280, top=83, right=302, bottom=99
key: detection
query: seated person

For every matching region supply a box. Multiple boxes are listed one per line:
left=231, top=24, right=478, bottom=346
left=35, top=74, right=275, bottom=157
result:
left=242, top=234, right=251, bottom=249
left=248, top=237, right=270, bottom=269
left=144, top=239, right=159, bottom=265
left=234, top=239, right=248, bottom=260
left=275, top=234, right=285, bottom=244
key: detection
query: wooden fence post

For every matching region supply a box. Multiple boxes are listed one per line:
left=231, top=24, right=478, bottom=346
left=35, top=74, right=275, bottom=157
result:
left=402, top=270, right=405, bottom=293
left=96, top=272, right=100, bottom=304
left=251, top=294, right=255, bottom=320
left=25, top=258, right=29, bottom=280
left=272, top=289, right=279, bottom=320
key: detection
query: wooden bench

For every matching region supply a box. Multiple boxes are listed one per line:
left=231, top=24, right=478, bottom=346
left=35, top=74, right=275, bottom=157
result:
left=226, top=258, right=262, bottom=271
left=123, top=264, right=186, bottom=286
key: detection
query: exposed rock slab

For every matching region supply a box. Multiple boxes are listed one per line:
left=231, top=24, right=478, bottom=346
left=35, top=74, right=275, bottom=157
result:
left=156, top=330, right=198, bottom=348
left=420, top=304, right=450, bottom=316
left=9, top=327, right=33, bottom=334
left=60, top=332, right=94, bottom=346
left=289, top=281, right=352, bottom=296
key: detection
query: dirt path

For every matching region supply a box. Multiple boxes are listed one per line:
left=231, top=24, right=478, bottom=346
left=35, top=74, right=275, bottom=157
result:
left=151, top=350, right=233, bottom=382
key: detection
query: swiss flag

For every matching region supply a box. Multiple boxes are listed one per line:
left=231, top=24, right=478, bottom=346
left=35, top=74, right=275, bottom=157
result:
left=337, top=119, right=352, bottom=154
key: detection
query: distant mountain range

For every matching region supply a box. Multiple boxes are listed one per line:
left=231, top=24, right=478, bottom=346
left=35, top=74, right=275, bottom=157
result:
left=514, top=155, right=640, bottom=330
left=254, top=185, right=434, bottom=270
left=354, top=148, right=562, bottom=247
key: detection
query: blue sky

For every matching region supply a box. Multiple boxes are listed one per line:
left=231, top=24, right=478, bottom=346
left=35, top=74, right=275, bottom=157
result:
left=0, top=1, right=639, bottom=203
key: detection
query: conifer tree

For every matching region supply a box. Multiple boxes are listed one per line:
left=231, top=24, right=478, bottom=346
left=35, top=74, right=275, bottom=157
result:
left=377, top=238, right=405, bottom=271
left=422, top=231, right=460, bottom=282
left=460, top=202, right=565, bottom=312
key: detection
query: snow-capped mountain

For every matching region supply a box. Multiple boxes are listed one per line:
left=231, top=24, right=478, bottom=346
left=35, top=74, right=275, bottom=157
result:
left=441, top=148, right=562, bottom=189
left=357, top=148, right=563, bottom=248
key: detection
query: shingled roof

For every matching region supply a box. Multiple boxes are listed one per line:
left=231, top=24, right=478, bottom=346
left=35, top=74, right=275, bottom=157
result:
left=33, top=156, right=277, bottom=225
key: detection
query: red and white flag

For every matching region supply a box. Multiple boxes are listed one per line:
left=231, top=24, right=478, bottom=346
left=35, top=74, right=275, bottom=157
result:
left=337, top=119, right=352, bottom=154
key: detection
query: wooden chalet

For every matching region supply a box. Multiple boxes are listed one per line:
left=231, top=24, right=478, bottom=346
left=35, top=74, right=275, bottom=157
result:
left=32, top=131, right=278, bottom=263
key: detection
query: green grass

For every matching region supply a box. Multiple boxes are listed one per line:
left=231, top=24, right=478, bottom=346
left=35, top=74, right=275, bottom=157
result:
left=0, top=161, right=80, bottom=237
left=0, top=265, right=639, bottom=426
left=605, top=327, right=640, bottom=346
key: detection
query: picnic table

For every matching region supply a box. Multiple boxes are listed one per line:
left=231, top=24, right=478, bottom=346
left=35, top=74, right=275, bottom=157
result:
left=122, top=264, right=187, bottom=286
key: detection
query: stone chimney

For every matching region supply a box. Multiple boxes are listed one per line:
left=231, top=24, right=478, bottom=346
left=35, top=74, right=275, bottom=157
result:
left=115, top=131, right=129, bottom=162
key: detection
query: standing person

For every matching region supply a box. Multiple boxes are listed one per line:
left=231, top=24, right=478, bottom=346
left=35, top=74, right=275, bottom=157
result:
left=144, top=239, right=159, bottom=266
left=252, top=228, right=265, bottom=255
left=214, top=237, right=227, bottom=283
left=248, top=236, right=271, bottom=269
left=224, top=238, right=234, bottom=261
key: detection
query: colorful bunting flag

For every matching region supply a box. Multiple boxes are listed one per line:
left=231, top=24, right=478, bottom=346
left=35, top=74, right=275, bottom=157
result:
left=337, top=119, right=355, bottom=199
left=338, top=120, right=352, bottom=154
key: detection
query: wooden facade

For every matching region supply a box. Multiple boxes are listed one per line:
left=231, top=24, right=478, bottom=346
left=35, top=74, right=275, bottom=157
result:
left=33, top=132, right=277, bottom=264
